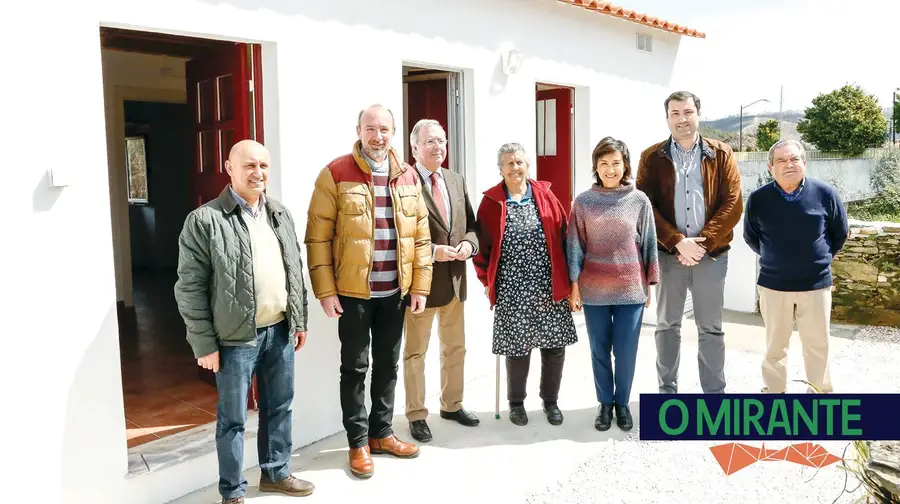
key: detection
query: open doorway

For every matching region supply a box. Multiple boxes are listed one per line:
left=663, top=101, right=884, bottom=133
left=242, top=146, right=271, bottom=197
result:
left=535, top=83, right=575, bottom=207
left=99, top=27, right=265, bottom=448
left=402, top=65, right=465, bottom=175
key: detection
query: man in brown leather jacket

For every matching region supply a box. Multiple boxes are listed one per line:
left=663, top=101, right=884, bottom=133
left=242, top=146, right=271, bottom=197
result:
left=636, top=91, right=743, bottom=395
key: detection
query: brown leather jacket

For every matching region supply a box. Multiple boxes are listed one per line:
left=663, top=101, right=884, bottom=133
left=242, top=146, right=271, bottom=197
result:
left=635, top=136, right=743, bottom=257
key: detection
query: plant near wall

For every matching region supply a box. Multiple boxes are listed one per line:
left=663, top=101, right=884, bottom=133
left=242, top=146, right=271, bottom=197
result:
left=850, top=149, right=900, bottom=223
left=870, top=148, right=900, bottom=194
left=804, top=377, right=900, bottom=504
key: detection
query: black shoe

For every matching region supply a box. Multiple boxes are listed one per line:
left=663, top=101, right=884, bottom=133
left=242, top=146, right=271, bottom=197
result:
left=543, top=403, right=564, bottom=426
left=409, top=420, right=432, bottom=442
left=594, top=404, right=613, bottom=431
left=615, top=403, right=633, bottom=431
left=509, top=405, right=528, bottom=426
left=440, top=408, right=480, bottom=427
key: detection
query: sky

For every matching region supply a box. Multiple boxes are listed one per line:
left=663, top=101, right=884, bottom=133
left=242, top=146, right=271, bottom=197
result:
left=624, top=0, right=900, bottom=120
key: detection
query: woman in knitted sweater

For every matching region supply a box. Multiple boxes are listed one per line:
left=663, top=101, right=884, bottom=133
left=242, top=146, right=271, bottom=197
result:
left=567, top=137, right=660, bottom=432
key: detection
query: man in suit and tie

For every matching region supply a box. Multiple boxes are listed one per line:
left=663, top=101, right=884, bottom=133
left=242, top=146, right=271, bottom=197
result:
left=403, top=118, right=480, bottom=442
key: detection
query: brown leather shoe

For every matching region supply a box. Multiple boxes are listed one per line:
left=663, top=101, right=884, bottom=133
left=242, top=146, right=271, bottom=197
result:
left=368, top=434, right=420, bottom=458
left=259, top=475, right=315, bottom=496
left=349, top=446, right=374, bottom=478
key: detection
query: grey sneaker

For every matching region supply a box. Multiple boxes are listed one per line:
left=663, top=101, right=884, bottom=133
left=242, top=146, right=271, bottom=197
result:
left=259, top=475, right=315, bottom=497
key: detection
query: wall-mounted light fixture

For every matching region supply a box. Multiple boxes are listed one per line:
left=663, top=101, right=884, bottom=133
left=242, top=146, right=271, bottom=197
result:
left=501, top=49, right=525, bottom=76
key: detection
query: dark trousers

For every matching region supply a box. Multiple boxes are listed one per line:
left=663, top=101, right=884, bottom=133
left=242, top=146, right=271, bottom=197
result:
left=583, top=304, right=644, bottom=406
left=338, top=292, right=406, bottom=448
left=216, top=320, right=294, bottom=500
left=505, top=347, right=565, bottom=406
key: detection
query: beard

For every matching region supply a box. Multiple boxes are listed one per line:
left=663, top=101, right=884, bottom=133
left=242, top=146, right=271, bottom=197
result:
left=364, top=143, right=387, bottom=160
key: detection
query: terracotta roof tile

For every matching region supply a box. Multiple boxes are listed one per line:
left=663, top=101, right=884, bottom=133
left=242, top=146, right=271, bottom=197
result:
left=557, top=0, right=706, bottom=39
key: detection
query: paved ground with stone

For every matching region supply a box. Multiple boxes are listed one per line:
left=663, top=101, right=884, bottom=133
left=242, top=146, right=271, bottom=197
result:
left=171, top=310, right=900, bottom=504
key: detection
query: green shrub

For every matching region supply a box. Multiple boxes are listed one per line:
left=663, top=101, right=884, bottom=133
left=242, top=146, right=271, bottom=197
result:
left=848, top=188, right=900, bottom=222
left=871, top=149, right=900, bottom=194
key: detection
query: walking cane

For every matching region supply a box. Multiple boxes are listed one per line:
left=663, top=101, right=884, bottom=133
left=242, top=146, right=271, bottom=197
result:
left=495, top=354, right=501, bottom=419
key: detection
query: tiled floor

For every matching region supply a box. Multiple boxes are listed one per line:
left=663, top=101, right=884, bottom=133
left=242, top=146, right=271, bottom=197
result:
left=119, top=270, right=219, bottom=448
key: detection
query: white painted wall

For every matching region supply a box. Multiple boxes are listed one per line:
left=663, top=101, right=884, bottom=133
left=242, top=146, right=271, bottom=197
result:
left=739, top=158, right=877, bottom=203
left=7, top=0, right=709, bottom=503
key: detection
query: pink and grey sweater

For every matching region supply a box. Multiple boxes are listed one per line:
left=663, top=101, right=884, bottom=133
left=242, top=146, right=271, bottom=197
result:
left=566, top=181, right=660, bottom=306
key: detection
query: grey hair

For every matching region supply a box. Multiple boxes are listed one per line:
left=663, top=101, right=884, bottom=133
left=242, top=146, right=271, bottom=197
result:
left=768, top=139, right=806, bottom=165
left=410, top=119, right=443, bottom=146
left=496, top=142, right=529, bottom=168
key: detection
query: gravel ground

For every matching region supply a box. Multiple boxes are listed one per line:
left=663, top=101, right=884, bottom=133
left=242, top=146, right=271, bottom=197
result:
left=524, top=326, right=900, bottom=504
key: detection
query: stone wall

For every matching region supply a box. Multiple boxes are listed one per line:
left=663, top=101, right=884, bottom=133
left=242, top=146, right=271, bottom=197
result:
left=831, top=221, right=900, bottom=326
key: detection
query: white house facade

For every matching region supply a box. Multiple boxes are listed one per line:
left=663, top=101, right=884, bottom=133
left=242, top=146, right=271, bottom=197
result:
left=5, top=1, right=766, bottom=503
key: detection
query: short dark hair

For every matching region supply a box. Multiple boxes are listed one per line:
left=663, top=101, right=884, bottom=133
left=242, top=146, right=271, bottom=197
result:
left=664, top=91, right=701, bottom=116
left=591, top=137, right=631, bottom=185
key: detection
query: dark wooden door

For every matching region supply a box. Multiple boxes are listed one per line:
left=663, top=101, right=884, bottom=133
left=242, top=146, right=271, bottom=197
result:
left=185, top=42, right=259, bottom=410
left=406, top=78, right=449, bottom=168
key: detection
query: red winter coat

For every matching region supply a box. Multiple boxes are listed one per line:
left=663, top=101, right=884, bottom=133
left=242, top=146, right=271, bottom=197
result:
left=473, top=179, right=571, bottom=308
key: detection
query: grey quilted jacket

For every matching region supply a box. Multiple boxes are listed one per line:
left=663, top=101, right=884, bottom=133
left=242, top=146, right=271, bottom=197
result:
left=174, top=186, right=309, bottom=358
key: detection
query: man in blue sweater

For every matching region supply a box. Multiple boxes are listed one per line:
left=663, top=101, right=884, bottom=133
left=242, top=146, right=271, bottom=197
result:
left=743, top=139, right=849, bottom=394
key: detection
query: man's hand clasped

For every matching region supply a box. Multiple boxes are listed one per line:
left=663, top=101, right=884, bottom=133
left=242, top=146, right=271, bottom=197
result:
left=675, top=236, right=707, bottom=266
left=435, top=241, right=474, bottom=262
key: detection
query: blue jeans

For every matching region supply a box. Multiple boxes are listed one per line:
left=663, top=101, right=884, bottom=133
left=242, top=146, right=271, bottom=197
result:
left=583, top=304, right=644, bottom=406
left=216, top=320, right=294, bottom=499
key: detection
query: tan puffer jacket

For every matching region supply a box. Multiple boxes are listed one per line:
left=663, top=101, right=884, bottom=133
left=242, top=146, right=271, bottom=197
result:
left=304, top=142, right=432, bottom=300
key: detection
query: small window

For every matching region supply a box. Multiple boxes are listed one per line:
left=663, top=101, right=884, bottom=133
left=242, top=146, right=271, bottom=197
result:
left=535, top=98, right=558, bottom=156
left=636, top=33, right=652, bottom=53
left=125, top=136, right=149, bottom=204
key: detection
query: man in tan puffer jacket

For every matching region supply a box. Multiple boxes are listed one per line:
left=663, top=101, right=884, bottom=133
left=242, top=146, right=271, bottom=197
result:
left=305, top=104, right=432, bottom=479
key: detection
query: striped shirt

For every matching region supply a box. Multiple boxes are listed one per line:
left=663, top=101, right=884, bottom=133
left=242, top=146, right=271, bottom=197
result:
left=364, top=152, right=401, bottom=298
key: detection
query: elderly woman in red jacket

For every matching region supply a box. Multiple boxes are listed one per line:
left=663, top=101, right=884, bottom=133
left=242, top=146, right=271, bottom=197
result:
left=474, top=142, right=578, bottom=427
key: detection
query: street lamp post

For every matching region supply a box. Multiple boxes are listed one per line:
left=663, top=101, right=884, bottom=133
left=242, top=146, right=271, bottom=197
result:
left=740, top=98, right=771, bottom=151
left=893, top=87, right=899, bottom=146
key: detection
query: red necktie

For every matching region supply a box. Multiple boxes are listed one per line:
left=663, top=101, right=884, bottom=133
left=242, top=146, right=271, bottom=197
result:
left=431, top=172, right=449, bottom=224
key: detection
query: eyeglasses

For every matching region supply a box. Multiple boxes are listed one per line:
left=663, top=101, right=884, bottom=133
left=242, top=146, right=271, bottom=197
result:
left=424, top=138, right=448, bottom=147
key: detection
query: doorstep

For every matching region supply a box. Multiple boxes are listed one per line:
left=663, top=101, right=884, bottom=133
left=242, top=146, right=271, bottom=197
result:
left=126, top=411, right=259, bottom=477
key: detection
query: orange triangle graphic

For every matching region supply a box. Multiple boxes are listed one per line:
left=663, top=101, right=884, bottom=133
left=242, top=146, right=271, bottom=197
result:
left=709, top=443, right=842, bottom=475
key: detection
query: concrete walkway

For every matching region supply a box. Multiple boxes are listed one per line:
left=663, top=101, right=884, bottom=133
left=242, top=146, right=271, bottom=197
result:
left=170, top=309, right=897, bottom=504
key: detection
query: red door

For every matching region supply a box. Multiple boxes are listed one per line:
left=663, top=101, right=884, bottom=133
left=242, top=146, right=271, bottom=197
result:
left=536, top=87, right=573, bottom=208
left=186, top=43, right=259, bottom=409
left=186, top=43, right=253, bottom=207
left=406, top=78, right=449, bottom=168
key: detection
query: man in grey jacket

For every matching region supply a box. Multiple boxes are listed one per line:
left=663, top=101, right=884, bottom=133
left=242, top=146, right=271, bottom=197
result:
left=175, top=140, right=314, bottom=504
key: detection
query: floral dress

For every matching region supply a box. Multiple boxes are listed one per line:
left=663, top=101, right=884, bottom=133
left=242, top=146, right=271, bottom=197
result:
left=491, top=200, right=578, bottom=357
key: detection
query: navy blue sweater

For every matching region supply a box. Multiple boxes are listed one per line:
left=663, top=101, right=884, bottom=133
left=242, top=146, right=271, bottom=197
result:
left=743, top=178, right=849, bottom=292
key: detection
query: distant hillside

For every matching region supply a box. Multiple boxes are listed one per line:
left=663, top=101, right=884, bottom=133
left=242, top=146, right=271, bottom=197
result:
left=700, top=107, right=892, bottom=151
left=703, top=110, right=805, bottom=133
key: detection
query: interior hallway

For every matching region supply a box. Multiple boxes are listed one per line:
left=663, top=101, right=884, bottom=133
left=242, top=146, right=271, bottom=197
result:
left=118, top=270, right=218, bottom=447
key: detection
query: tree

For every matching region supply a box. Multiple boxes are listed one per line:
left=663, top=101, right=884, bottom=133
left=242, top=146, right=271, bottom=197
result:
left=796, top=84, right=888, bottom=156
left=756, top=119, right=779, bottom=152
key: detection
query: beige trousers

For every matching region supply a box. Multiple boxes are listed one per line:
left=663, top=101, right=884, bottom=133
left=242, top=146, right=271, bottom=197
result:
left=403, top=297, right=466, bottom=421
left=758, top=285, right=834, bottom=393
